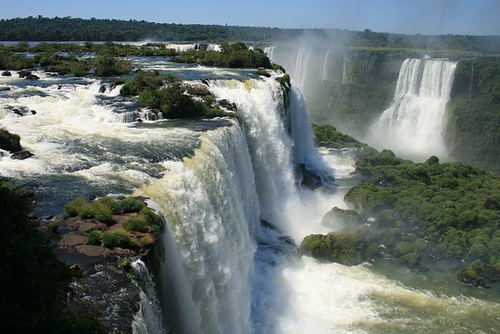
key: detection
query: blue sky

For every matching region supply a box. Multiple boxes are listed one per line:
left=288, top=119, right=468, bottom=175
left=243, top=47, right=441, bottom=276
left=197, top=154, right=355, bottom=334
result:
left=1, top=0, right=499, bottom=36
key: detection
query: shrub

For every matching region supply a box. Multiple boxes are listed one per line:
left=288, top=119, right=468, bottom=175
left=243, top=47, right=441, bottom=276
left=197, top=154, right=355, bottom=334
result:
left=101, top=230, right=134, bottom=248
left=91, top=201, right=114, bottom=225
left=120, top=198, right=145, bottom=213
left=123, top=216, right=149, bottom=232
left=65, top=198, right=89, bottom=217
left=139, top=208, right=162, bottom=226
left=48, top=220, right=61, bottom=233
left=96, top=196, right=121, bottom=214
left=138, top=234, right=155, bottom=247
left=395, top=241, right=417, bottom=256
left=399, top=252, right=419, bottom=265
left=86, top=230, right=102, bottom=245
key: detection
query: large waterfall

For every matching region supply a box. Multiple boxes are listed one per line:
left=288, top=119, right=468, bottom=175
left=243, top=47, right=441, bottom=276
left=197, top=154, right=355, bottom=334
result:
left=134, top=77, right=331, bottom=333
left=367, top=58, right=457, bottom=161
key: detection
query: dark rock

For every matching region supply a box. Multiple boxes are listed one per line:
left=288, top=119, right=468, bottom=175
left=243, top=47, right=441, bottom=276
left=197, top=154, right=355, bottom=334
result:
left=99, top=85, right=106, bottom=93
left=59, top=233, right=87, bottom=247
left=2, top=71, right=11, bottom=76
left=218, top=99, right=236, bottom=111
left=0, top=86, right=11, bottom=91
left=25, top=74, right=39, bottom=80
left=18, top=70, right=31, bottom=78
left=75, top=245, right=114, bottom=257
left=6, top=105, right=36, bottom=116
left=11, top=150, right=34, bottom=160
left=66, top=262, right=140, bottom=333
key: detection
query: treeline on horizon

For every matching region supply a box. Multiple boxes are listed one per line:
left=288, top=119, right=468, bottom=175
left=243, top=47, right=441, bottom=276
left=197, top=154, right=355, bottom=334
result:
left=1, top=16, right=500, bottom=54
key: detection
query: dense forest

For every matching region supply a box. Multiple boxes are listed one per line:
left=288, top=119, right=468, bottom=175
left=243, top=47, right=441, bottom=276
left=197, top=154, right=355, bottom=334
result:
left=1, top=16, right=500, bottom=54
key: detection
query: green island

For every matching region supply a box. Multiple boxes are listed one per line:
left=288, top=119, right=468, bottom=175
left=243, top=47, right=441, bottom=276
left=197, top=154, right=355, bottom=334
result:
left=303, top=124, right=500, bottom=288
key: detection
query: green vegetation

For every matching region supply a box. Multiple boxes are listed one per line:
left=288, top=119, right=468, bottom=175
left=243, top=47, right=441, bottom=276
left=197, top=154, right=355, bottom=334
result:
left=447, top=56, right=500, bottom=173
left=0, top=178, right=105, bottom=332
left=121, top=71, right=231, bottom=119
left=309, top=125, right=500, bottom=284
left=312, top=123, right=364, bottom=149
left=101, top=229, right=135, bottom=248
left=1, top=17, right=500, bottom=55
left=86, top=229, right=103, bottom=245
left=172, top=42, right=272, bottom=68
left=0, top=128, right=22, bottom=152
left=301, top=233, right=359, bottom=265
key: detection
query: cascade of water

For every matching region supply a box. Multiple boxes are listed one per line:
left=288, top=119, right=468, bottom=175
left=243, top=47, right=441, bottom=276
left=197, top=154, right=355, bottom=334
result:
left=293, top=48, right=312, bottom=88
left=131, top=260, right=166, bottom=334
left=137, top=120, right=259, bottom=334
left=264, top=46, right=276, bottom=61
left=320, top=49, right=331, bottom=82
left=368, top=58, right=457, bottom=161
left=342, top=51, right=350, bottom=85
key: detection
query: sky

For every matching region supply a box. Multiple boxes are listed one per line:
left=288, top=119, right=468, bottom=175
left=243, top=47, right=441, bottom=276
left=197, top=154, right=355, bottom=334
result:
left=1, top=0, right=499, bottom=36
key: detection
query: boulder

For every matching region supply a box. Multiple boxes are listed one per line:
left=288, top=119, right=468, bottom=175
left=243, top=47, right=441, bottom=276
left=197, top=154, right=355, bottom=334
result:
left=59, top=233, right=88, bottom=247
left=18, top=70, right=31, bottom=78
left=99, top=85, right=106, bottom=93
left=11, top=150, right=34, bottom=160
left=321, top=206, right=363, bottom=230
left=25, top=74, right=39, bottom=81
left=0, top=86, right=11, bottom=91
left=2, top=71, right=11, bottom=76
left=6, top=106, right=36, bottom=116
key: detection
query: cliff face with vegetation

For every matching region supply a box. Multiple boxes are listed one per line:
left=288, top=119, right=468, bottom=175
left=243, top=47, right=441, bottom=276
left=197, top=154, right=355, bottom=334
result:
left=308, top=48, right=411, bottom=137
left=446, top=56, right=500, bottom=173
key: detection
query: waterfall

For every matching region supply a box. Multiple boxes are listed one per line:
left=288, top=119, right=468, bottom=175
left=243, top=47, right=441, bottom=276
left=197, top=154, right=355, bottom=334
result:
left=134, top=76, right=331, bottom=333
left=293, top=48, right=312, bottom=88
left=368, top=58, right=457, bottom=161
left=320, top=49, right=331, bottom=82
left=132, top=260, right=166, bottom=334
left=342, top=51, right=350, bottom=85
left=138, top=119, right=260, bottom=334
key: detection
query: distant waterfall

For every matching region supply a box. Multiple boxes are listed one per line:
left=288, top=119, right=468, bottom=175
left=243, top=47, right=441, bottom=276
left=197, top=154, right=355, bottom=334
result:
left=368, top=58, right=457, bottom=161
left=320, top=49, right=331, bottom=82
left=342, top=52, right=350, bottom=85
left=294, top=48, right=312, bottom=88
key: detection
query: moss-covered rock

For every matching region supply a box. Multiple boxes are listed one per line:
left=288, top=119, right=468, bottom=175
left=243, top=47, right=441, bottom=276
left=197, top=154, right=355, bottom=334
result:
left=321, top=206, right=363, bottom=230
left=300, top=233, right=359, bottom=265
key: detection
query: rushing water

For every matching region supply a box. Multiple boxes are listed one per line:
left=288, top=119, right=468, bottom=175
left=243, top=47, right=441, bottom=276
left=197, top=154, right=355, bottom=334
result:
left=1, top=57, right=499, bottom=333
left=367, top=58, right=457, bottom=162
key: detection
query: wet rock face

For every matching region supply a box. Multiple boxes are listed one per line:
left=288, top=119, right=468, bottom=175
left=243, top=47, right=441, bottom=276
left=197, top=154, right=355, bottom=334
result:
left=67, top=261, right=140, bottom=334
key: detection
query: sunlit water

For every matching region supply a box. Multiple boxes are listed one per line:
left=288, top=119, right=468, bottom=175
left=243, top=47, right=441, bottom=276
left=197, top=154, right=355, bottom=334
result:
left=1, top=57, right=498, bottom=333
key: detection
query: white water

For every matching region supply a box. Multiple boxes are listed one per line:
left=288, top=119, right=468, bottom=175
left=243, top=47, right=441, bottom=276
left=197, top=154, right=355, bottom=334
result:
left=320, top=49, right=331, bottom=82
left=367, top=58, right=457, bottom=161
left=132, top=260, right=165, bottom=334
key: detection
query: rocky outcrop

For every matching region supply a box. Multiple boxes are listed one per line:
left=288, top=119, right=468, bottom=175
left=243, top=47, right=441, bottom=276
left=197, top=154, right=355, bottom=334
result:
left=47, top=196, right=162, bottom=333
left=6, top=105, right=37, bottom=116
left=2, top=71, right=12, bottom=76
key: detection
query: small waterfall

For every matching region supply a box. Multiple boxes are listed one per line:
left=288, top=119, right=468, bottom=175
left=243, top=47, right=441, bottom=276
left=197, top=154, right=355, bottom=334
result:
left=264, top=46, right=275, bottom=61
left=320, top=49, right=331, bottom=82
left=368, top=58, right=457, bottom=161
left=342, top=51, right=350, bottom=85
left=294, top=48, right=312, bottom=88
left=131, top=260, right=166, bottom=334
